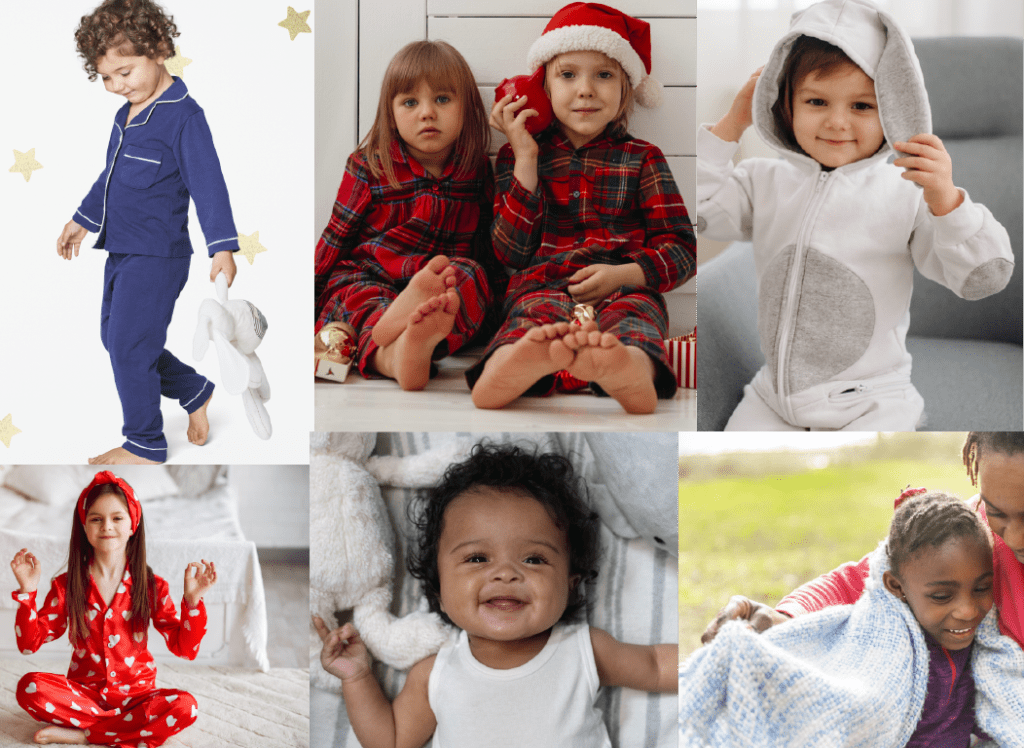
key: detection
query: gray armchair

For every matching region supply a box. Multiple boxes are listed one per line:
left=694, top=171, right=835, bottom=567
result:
left=697, top=37, right=1023, bottom=430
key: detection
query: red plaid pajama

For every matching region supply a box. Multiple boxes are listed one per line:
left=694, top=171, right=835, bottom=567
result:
left=466, top=130, right=696, bottom=398
left=315, top=142, right=501, bottom=377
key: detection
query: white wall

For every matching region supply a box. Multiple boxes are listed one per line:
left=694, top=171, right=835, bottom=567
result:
left=233, top=465, right=310, bottom=548
left=0, top=0, right=313, bottom=463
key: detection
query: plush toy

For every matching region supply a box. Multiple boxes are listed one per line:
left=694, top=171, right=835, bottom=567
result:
left=309, top=432, right=464, bottom=693
left=193, top=273, right=271, bottom=439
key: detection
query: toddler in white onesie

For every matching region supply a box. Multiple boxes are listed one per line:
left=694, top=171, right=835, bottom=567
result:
left=698, top=0, right=1014, bottom=431
left=313, top=443, right=676, bottom=748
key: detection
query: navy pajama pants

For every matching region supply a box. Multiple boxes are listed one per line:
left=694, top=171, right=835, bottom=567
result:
left=101, top=253, right=213, bottom=461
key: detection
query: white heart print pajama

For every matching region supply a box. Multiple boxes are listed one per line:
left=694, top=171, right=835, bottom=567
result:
left=13, top=569, right=206, bottom=747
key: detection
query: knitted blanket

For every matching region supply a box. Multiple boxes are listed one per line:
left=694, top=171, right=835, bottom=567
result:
left=679, top=542, right=1024, bottom=748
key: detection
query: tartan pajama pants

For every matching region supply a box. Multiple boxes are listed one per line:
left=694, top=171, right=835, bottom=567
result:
left=465, top=285, right=677, bottom=398
left=319, top=257, right=494, bottom=379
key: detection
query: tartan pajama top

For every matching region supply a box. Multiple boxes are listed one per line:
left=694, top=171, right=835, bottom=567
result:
left=74, top=77, right=239, bottom=259
left=314, top=141, right=496, bottom=328
left=492, top=129, right=696, bottom=303
left=13, top=570, right=207, bottom=700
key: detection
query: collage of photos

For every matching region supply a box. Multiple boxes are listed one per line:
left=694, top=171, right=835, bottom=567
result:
left=0, top=0, right=1021, bottom=746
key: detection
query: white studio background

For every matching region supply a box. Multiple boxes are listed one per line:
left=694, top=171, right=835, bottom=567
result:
left=696, top=0, right=1024, bottom=263
left=0, top=0, right=313, bottom=464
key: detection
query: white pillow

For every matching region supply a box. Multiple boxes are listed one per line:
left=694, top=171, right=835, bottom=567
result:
left=104, top=466, right=179, bottom=501
left=4, top=466, right=92, bottom=506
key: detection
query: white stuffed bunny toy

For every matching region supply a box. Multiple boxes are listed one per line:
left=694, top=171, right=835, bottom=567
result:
left=193, top=273, right=271, bottom=439
left=310, top=433, right=464, bottom=693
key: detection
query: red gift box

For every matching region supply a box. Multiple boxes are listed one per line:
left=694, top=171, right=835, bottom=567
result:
left=665, top=328, right=696, bottom=389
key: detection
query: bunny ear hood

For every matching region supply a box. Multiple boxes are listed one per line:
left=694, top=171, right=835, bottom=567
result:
left=752, top=0, right=931, bottom=164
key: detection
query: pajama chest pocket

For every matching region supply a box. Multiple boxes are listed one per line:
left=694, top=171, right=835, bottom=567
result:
left=118, top=146, right=163, bottom=189
left=593, top=166, right=636, bottom=218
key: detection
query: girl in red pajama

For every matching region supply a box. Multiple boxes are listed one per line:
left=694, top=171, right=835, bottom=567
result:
left=314, top=40, right=502, bottom=392
left=9, top=471, right=217, bottom=746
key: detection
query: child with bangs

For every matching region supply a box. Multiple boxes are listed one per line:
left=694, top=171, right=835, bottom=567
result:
left=698, top=0, right=1014, bottom=430
left=469, top=2, right=696, bottom=415
left=314, top=40, right=501, bottom=391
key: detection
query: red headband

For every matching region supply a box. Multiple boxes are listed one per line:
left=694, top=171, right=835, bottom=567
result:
left=77, top=471, right=141, bottom=533
left=894, top=486, right=927, bottom=510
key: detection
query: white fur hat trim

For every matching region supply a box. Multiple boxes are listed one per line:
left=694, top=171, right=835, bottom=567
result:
left=527, top=24, right=663, bottom=108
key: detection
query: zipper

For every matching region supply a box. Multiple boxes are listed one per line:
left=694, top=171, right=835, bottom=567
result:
left=826, top=375, right=909, bottom=403
left=775, top=170, right=833, bottom=423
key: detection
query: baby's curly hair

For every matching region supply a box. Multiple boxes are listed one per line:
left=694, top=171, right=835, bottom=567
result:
left=407, top=442, right=602, bottom=627
left=76, top=0, right=179, bottom=81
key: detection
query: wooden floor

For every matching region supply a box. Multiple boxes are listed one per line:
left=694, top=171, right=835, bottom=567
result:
left=314, top=353, right=697, bottom=432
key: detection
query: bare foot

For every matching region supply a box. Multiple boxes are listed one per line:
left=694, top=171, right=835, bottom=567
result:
left=372, top=256, right=457, bottom=348
left=188, top=392, right=213, bottom=445
left=34, top=726, right=88, bottom=744
left=373, top=291, right=459, bottom=391
left=88, top=447, right=162, bottom=465
left=562, top=322, right=658, bottom=414
left=471, top=323, right=576, bottom=409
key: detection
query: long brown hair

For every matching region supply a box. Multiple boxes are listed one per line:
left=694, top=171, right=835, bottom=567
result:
left=66, top=484, right=153, bottom=645
left=360, top=40, right=489, bottom=187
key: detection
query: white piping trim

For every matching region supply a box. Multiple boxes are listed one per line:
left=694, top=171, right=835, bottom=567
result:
left=126, top=89, right=190, bottom=129
left=98, top=123, right=125, bottom=236
left=207, top=237, right=235, bottom=247
left=182, top=379, right=212, bottom=409
left=123, top=153, right=161, bottom=165
left=125, top=439, right=165, bottom=452
left=76, top=210, right=101, bottom=228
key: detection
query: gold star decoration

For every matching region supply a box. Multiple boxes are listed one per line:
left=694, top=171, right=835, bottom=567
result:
left=0, top=414, right=21, bottom=448
left=279, top=7, right=311, bottom=40
left=237, top=231, right=269, bottom=264
left=9, top=149, right=42, bottom=182
left=164, top=46, right=193, bottom=77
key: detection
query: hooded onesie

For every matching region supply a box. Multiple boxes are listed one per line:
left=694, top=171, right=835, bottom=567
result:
left=697, top=0, right=1015, bottom=431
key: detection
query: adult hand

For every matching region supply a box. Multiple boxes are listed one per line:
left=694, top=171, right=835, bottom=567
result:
left=700, top=594, right=790, bottom=644
left=893, top=134, right=963, bottom=217
left=11, top=548, right=41, bottom=593
left=312, top=616, right=373, bottom=683
left=710, top=67, right=763, bottom=143
left=57, top=220, right=88, bottom=260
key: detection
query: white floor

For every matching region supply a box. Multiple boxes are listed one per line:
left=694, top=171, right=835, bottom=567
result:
left=315, top=352, right=697, bottom=431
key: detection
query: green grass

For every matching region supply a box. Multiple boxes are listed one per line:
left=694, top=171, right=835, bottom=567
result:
left=678, top=458, right=977, bottom=657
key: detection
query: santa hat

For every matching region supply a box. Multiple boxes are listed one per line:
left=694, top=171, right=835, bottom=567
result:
left=527, top=2, right=662, bottom=108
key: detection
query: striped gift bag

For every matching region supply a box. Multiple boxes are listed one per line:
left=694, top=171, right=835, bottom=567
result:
left=665, top=328, right=696, bottom=388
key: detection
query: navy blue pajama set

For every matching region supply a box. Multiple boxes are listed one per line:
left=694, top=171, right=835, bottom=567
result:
left=74, top=77, right=238, bottom=461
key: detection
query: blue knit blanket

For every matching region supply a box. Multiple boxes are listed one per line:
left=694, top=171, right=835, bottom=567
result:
left=679, top=542, right=1024, bottom=748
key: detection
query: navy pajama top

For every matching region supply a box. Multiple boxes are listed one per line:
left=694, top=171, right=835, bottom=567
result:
left=74, top=77, right=239, bottom=258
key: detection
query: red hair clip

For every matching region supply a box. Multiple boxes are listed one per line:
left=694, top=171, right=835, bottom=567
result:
left=894, top=486, right=927, bottom=510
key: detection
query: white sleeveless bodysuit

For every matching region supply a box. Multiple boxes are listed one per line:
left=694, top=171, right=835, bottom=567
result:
left=427, top=621, right=612, bottom=747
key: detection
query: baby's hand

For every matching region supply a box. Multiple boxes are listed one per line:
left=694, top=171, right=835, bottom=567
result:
left=893, top=134, right=963, bottom=217
left=567, top=264, right=644, bottom=305
left=312, top=616, right=373, bottom=682
left=10, top=548, right=41, bottom=593
left=700, top=594, right=789, bottom=644
left=183, top=559, right=217, bottom=607
left=56, top=219, right=88, bottom=260
left=211, top=250, right=237, bottom=286
left=710, top=67, right=763, bottom=143
left=491, top=93, right=540, bottom=161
